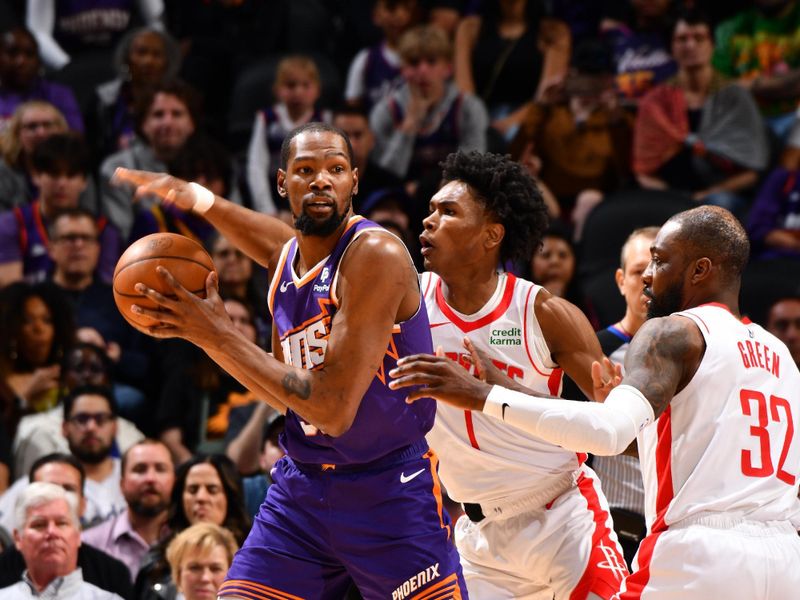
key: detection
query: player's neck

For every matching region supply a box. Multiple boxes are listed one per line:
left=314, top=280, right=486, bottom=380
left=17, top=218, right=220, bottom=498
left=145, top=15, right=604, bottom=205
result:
left=294, top=221, right=350, bottom=276
left=440, top=268, right=500, bottom=315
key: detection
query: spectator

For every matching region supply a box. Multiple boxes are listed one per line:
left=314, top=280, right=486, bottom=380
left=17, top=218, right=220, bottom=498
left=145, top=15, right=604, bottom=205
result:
left=90, top=26, right=181, bottom=162
left=601, top=0, right=677, bottom=102
left=633, top=9, right=769, bottom=219
left=165, top=522, right=238, bottom=600
left=0, top=27, right=83, bottom=132
left=713, top=0, right=800, bottom=138
left=0, top=133, right=121, bottom=286
left=0, top=281, right=72, bottom=425
left=529, top=224, right=578, bottom=301
left=332, top=105, right=403, bottom=214
left=48, top=208, right=152, bottom=420
left=228, top=412, right=285, bottom=516
left=99, top=80, right=200, bottom=239
left=454, top=0, right=570, bottom=139
left=246, top=55, right=332, bottom=218
left=0, top=482, right=123, bottom=598
left=134, top=454, right=249, bottom=600
left=766, top=296, right=800, bottom=367
left=12, top=342, right=145, bottom=486
left=60, top=385, right=128, bottom=526
left=0, top=100, right=73, bottom=210
left=82, top=439, right=175, bottom=581
left=509, top=37, right=634, bottom=225
left=370, top=24, right=488, bottom=190
left=344, top=0, right=418, bottom=112
left=747, top=165, right=800, bottom=259
left=0, top=453, right=133, bottom=598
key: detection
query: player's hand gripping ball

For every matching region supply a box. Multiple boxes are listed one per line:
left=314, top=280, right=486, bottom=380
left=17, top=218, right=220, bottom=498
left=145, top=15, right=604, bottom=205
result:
left=113, top=233, right=216, bottom=333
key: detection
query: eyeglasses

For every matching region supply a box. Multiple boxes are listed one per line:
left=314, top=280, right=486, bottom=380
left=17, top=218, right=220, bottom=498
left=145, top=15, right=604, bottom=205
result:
left=53, top=233, right=98, bottom=245
left=214, top=248, right=246, bottom=259
left=67, top=412, right=114, bottom=427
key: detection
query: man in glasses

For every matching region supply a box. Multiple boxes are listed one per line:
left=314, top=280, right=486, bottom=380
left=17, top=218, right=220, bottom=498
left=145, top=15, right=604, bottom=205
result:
left=60, top=384, right=127, bottom=527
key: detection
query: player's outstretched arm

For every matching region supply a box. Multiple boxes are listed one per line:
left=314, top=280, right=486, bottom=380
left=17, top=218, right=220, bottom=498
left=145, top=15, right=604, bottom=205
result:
left=132, top=232, right=418, bottom=438
left=113, top=168, right=294, bottom=266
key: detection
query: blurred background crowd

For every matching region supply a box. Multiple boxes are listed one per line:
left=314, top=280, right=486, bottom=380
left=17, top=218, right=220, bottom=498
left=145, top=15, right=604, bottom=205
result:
left=0, top=1, right=798, bottom=598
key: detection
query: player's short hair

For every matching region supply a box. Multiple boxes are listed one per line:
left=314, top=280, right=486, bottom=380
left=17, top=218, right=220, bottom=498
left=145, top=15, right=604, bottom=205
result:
left=398, top=24, right=452, bottom=63
left=274, top=55, right=320, bottom=92
left=279, top=122, right=354, bottom=170
left=667, top=206, right=750, bottom=283
left=31, top=133, right=90, bottom=176
left=619, top=226, right=659, bottom=270
left=440, top=151, right=549, bottom=264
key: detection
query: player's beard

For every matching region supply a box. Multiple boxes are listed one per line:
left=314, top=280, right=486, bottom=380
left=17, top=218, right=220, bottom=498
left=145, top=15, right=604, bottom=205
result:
left=646, top=281, right=684, bottom=319
left=294, top=196, right=352, bottom=237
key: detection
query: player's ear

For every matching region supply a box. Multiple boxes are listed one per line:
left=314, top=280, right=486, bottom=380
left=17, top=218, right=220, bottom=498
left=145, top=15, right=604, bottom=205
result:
left=615, top=267, right=625, bottom=295
left=691, top=257, right=712, bottom=284
left=351, top=166, right=359, bottom=196
left=276, top=169, right=287, bottom=197
left=484, top=222, right=504, bottom=251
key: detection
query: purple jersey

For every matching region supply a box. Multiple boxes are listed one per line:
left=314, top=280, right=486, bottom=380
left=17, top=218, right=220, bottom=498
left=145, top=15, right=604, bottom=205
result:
left=363, top=43, right=403, bottom=112
left=268, top=216, right=435, bottom=466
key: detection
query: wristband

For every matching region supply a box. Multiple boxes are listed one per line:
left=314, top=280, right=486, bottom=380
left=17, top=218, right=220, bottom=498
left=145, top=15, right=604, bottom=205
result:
left=189, top=182, right=215, bottom=215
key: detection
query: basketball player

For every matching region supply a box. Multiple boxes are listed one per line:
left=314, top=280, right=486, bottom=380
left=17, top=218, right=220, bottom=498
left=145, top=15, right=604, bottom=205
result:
left=113, top=123, right=467, bottom=599
left=414, top=151, right=626, bottom=599
left=391, top=206, right=800, bottom=599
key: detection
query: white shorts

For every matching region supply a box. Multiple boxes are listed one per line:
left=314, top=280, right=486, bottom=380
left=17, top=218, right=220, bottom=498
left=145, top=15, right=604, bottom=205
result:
left=613, top=515, right=800, bottom=599
left=456, top=464, right=628, bottom=600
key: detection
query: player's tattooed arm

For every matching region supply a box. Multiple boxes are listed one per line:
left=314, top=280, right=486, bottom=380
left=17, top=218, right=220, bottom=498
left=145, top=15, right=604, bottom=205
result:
left=282, top=372, right=311, bottom=400
left=621, top=315, right=705, bottom=419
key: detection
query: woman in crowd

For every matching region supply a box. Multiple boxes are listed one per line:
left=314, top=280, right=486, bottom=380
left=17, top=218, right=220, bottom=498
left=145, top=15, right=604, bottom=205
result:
left=166, top=522, right=238, bottom=600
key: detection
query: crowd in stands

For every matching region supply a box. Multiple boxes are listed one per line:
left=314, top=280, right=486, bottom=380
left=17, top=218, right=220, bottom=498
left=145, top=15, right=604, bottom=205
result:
left=0, top=1, right=798, bottom=598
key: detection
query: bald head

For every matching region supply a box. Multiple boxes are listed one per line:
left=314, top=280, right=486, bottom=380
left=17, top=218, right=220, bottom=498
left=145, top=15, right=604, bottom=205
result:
left=665, top=206, right=750, bottom=284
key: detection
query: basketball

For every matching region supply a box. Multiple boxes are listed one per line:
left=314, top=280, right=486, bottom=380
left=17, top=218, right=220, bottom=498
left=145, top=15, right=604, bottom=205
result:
left=113, top=233, right=216, bottom=332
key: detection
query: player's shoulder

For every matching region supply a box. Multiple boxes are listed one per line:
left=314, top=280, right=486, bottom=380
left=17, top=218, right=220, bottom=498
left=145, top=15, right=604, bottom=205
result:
left=634, top=314, right=705, bottom=359
left=343, top=226, right=414, bottom=273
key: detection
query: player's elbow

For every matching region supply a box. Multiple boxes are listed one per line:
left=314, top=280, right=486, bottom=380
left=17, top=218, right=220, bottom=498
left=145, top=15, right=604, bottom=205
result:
left=317, top=400, right=359, bottom=438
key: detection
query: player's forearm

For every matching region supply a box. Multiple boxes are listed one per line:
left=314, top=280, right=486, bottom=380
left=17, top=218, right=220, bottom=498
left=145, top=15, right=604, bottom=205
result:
left=202, top=196, right=293, bottom=267
left=482, top=384, right=654, bottom=456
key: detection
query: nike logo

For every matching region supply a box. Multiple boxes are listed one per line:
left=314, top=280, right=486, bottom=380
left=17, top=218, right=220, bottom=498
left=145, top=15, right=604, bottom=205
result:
left=400, top=468, right=426, bottom=484
left=280, top=280, right=292, bottom=293
left=501, top=403, right=509, bottom=420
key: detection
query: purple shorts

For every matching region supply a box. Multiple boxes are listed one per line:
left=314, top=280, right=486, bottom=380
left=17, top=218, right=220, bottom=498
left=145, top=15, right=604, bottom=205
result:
left=220, top=440, right=467, bottom=599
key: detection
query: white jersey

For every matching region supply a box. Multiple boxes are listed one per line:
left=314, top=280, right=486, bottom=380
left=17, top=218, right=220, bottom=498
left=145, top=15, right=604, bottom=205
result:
left=638, top=304, right=800, bottom=533
left=421, top=271, right=585, bottom=504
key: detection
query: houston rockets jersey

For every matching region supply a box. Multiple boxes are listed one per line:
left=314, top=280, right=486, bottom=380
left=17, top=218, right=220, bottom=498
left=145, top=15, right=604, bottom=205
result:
left=268, top=216, right=435, bottom=466
left=421, top=271, right=585, bottom=504
left=638, top=304, right=800, bottom=533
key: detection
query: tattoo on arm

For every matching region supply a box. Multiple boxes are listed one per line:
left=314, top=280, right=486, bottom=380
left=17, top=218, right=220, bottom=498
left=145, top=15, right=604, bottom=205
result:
left=282, top=372, right=311, bottom=400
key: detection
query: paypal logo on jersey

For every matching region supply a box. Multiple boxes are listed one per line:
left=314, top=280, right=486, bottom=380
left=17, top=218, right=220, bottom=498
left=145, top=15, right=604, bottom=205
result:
left=313, top=267, right=331, bottom=293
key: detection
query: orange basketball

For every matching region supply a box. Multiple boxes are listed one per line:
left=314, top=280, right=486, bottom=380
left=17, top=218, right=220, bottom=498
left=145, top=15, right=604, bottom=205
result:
left=113, top=233, right=216, bottom=333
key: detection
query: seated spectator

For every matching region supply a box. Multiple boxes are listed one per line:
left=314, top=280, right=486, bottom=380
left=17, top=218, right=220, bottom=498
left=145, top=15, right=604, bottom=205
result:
left=83, top=439, right=174, bottom=582
left=332, top=105, right=403, bottom=215
left=246, top=55, right=332, bottom=218
left=713, top=0, right=800, bottom=139
left=165, top=522, right=238, bottom=600
left=0, top=27, right=83, bottom=132
left=529, top=224, right=578, bottom=301
left=509, top=37, right=634, bottom=223
left=209, top=234, right=270, bottom=349
left=358, top=187, right=421, bottom=266
left=48, top=208, right=152, bottom=420
left=99, top=80, right=200, bottom=240
left=156, top=297, right=266, bottom=465
left=128, top=133, right=234, bottom=246
left=0, top=482, right=124, bottom=598
left=134, top=454, right=250, bottom=600
left=454, top=0, right=570, bottom=139
left=12, top=341, right=145, bottom=484
left=633, top=9, right=769, bottom=218
left=227, top=411, right=285, bottom=516
left=0, top=281, right=72, bottom=427
left=0, top=133, right=121, bottom=286
left=90, top=26, right=181, bottom=162
left=0, top=453, right=133, bottom=598
left=0, top=100, right=73, bottom=210
left=766, top=296, right=800, bottom=368
left=370, top=24, right=488, bottom=194
left=601, top=0, right=677, bottom=103
left=747, top=165, right=800, bottom=259
left=344, top=0, right=417, bottom=113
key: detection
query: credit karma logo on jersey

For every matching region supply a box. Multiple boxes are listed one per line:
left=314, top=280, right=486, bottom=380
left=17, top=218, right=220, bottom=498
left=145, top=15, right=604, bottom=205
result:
left=489, top=327, right=521, bottom=346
